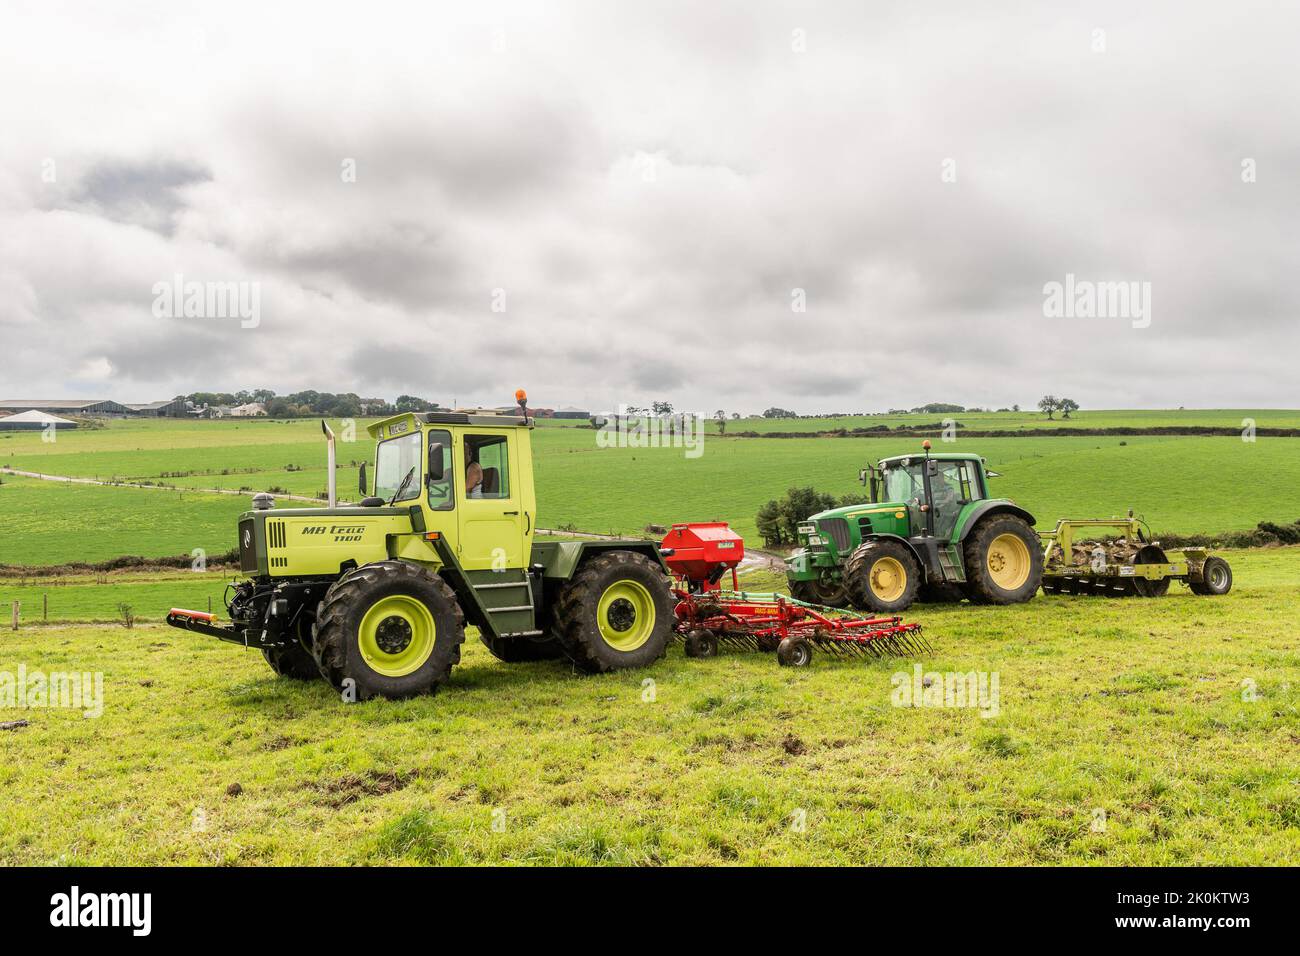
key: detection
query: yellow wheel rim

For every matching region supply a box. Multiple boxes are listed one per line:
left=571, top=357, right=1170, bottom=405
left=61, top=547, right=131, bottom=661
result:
left=596, top=580, right=655, bottom=651
left=986, top=533, right=1030, bottom=591
left=358, top=594, right=436, bottom=677
left=869, top=556, right=908, bottom=603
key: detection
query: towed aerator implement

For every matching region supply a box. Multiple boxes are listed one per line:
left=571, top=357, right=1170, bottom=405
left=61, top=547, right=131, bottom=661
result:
left=1040, top=515, right=1232, bottom=597
left=660, top=522, right=930, bottom=667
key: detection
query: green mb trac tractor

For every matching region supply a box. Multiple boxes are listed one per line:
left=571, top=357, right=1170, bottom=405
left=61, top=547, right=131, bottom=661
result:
left=167, top=394, right=675, bottom=700
left=784, top=442, right=1042, bottom=613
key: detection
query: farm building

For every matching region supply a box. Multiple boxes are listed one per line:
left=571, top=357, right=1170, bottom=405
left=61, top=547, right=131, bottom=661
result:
left=125, top=399, right=192, bottom=417
left=553, top=405, right=591, bottom=420
left=0, top=398, right=133, bottom=418
left=0, top=410, right=80, bottom=430
left=229, top=402, right=267, bottom=417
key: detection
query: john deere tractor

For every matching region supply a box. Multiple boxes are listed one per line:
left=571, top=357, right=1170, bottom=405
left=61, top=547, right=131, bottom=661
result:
left=167, top=394, right=675, bottom=700
left=784, top=442, right=1042, bottom=613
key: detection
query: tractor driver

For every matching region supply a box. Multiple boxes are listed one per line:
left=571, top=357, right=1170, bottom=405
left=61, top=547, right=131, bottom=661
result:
left=930, top=466, right=960, bottom=511
left=466, top=457, right=484, bottom=498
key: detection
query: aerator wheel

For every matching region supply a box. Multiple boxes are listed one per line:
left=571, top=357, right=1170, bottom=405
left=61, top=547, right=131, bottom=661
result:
left=311, top=561, right=465, bottom=700
left=684, top=629, right=718, bottom=659
left=1131, top=545, right=1172, bottom=598
left=1190, top=556, right=1233, bottom=596
left=777, top=637, right=813, bottom=668
left=553, top=551, right=675, bottom=673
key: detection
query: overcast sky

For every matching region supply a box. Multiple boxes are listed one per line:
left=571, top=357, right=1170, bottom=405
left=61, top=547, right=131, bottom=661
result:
left=1, top=1, right=1297, bottom=414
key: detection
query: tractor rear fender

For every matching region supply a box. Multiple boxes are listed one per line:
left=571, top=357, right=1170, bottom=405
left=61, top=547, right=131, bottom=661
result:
left=953, top=501, right=1037, bottom=542
left=530, top=540, right=669, bottom=580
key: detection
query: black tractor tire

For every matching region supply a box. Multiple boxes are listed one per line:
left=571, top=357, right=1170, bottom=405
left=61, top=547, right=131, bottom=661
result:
left=962, top=515, right=1043, bottom=605
left=479, top=633, right=567, bottom=663
left=262, top=641, right=321, bottom=680
left=918, top=581, right=966, bottom=604
left=1190, top=556, right=1233, bottom=595
left=844, top=539, right=922, bottom=613
left=790, top=578, right=851, bottom=608
left=553, top=551, right=675, bottom=673
left=777, top=637, right=813, bottom=667
left=311, top=561, right=465, bottom=701
left=1132, top=545, right=1172, bottom=598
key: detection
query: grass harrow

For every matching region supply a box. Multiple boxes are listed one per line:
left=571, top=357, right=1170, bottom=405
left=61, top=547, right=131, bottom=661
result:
left=660, top=522, right=930, bottom=667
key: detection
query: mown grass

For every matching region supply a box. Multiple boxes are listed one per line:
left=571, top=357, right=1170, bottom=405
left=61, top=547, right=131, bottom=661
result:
left=4, top=417, right=1300, bottom=564
left=2, top=549, right=1297, bottom=866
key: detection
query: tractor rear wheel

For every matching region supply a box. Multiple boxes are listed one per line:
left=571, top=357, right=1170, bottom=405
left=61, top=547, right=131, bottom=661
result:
left=1190, top=556, right=1233, bottom=595
left=553, top=551, right=675, bottom=673
left=963, top=516, right=1043, bottom=605
left=311, top=561, right=465, bottom=700
left=790, top=578, right=850, bottom=608
left=844, top=539, right=922, bottom=613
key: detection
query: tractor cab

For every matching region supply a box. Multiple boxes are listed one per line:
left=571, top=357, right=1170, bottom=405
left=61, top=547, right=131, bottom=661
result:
left=867, top=449, right=992, bottom=541
left=363, top=410, right=536, bottom=572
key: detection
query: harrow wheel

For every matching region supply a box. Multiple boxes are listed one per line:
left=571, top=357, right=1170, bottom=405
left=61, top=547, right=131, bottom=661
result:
left=553, top=551, right=675, bottom=673
left=844, top=539, right=921, bottom=613
left=312, top=561, right=465, bottom=701
left=777, top=636, right=813, bottom=667
left=684, top=629, right=718, bottom=659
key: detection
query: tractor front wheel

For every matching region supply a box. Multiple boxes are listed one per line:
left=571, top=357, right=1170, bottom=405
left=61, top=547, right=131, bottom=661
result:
left=553, top=551, right=675, bottom=673
left=790, top=578, right=850, bottom=608
left=262, top=641, right=321, bottom=680
left=311, top=561, right=465, bottom=700
left=844, top=539, right=922, bottom=613
left=963, top=516, right=1042, bottom=605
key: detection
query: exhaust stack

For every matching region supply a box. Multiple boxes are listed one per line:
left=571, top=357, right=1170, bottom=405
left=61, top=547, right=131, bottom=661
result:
left=321, top=420, right=336, bottom=508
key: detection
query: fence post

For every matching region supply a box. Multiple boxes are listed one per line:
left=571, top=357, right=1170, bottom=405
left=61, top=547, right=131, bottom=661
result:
left=44, top=594, right=48, bottom=621
left=10, top=601, right=18, bottom=631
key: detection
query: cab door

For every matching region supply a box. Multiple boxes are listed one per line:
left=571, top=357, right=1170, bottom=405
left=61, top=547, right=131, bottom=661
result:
left=457, top=430, right=526, bottom=571
left=930, top=460, right=975, bottom=541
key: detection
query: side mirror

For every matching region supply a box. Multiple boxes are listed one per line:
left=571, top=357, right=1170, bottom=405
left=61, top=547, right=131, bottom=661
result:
left=359, top=462, right=368, bottom=496
left=858, top=468, right=868, bottom=486
left=427, top=442, right=445, bottom=482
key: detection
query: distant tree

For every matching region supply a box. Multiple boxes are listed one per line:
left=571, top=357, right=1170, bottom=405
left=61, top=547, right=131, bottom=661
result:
left=1058, top=398, right=1079, bottom=419
left=756, top=499, right=784, bottom=547
left=1038, top=395, right=1059, bottom=419
left=395, top=395, right=434, bottom=413
left=762, top=407, right=796, bottom=419
left=731, top=412, right=740, bottom=420
left=651, top=401, right=674, bottom=416
left=715, top=410, right=726, bottom=435
left=912, top=403, right=965, bottom=414
left=1012, top=404, right=1021, bottom=412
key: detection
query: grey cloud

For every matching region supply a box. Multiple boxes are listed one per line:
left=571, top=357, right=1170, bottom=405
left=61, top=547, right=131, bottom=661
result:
left=65, top=157, right=212, bottom=236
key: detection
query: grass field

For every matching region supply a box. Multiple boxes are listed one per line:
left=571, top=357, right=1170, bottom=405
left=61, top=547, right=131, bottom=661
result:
left=2, top=550, right=1297, bottom=865
left=2, top=415, right=1298, bottom=565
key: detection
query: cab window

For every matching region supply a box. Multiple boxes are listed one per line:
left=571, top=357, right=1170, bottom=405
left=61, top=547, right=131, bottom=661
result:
left=426, top=429, right=453, bottom=510
left=374, top=432, right=422, bottom=502
left=465, top=435, right=510, bottom=500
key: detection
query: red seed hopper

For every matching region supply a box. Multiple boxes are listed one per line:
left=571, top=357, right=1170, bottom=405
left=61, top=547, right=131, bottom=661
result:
left=659, top=522, right=744, bottom=592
